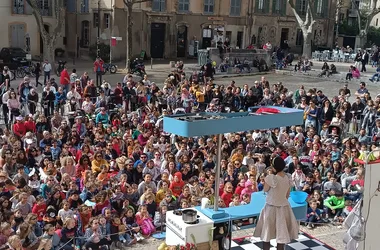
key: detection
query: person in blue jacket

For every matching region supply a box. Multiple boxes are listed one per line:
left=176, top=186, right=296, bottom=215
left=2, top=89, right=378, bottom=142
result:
left=95, top=107, right=109, bottom=125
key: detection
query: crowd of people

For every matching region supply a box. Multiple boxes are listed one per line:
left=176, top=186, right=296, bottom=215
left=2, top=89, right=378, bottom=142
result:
left=0, top=60, right=375, bottom=250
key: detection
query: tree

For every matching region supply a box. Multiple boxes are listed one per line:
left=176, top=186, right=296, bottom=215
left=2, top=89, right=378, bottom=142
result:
left=26, top=0, right=65, bottom=73
left=123, top=0, right=152, bottom=70
left=287, top=0, right=316, bottom=58
left=351, top=0, right=380, bottom=46
left=335, top=0, right=344, bottom=42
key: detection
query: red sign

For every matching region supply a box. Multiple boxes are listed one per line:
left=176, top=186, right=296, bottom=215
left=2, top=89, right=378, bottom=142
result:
left=111, top=38, right=117, bottom=47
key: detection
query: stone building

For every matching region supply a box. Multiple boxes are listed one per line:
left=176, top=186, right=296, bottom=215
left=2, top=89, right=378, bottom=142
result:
left=65, top=0, right=337, bottom=60
left=0, top=0, right=65, bottom=57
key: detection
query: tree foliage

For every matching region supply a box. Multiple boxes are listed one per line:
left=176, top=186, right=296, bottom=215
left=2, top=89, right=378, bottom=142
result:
left=367, top=26, right=380, bottom=46
left=351, top=0, right=380, bottom=37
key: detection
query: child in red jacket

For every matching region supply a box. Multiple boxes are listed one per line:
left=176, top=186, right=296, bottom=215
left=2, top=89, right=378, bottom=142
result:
left=169, top=172, right=184, bottom=197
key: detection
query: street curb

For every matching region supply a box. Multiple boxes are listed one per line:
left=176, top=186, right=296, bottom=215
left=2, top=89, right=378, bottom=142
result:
left=274, top=69, right=370, bottom=84
left=215, top=72, right=269, bottom=79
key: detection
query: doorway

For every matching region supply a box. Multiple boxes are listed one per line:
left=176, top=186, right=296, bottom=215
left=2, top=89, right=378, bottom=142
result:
left=40, top=24, right=50, bottom=54
left=150, top=23, right=165, bottom=58
left=280, top=28, right=289, bottom=49
left=177, top=25, right=187, bottom=57
left=202, top=28, right=212, bottom=49
left=237, top=31, right=243, bottom=49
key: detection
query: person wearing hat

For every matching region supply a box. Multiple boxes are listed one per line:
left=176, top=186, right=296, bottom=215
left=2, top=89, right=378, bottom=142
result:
left=253, top=157, right=299, bottom=250
left=13, top=116, right=26, bottom=138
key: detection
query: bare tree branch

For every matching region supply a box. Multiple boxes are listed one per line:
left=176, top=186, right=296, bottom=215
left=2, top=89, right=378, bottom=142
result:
left=287, top=0, right=306, bottom=26
left=26, top=0, right=48, bottom=37
left=307, top=0, right=315, bottom=23
left=53, top=0, right=65, bottom=35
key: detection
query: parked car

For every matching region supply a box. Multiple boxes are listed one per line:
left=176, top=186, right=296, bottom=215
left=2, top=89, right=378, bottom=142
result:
left=0, top=47, right=28, bottom=65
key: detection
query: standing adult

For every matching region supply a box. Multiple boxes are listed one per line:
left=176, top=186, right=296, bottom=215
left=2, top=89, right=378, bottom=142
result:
left=1, top=87, right=10, bottom=128
left=253, top=157, right=299, bottom=250
left=59, top=66, right=70, bottom=94
left=34, top=62, right=42, bottom=87
left=361, top=50, right=369, bottom=72
left=93, top=57, right=104, bottom=88
left=42, top=59, right=52, bottom=84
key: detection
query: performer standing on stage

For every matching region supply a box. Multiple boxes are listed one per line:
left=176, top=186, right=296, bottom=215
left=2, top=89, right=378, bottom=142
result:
left=253, top=156, right=299, bottom=250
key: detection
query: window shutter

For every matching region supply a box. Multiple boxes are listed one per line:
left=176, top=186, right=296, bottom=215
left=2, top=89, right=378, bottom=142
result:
left=314, top=0, right=318, bottom=16
left=161, top=0, right=166, bottom=11
left=323, top=0, right=328, bottom=18
left=255, top=0, right=259, bottom=12
left=282, top=0, right=287, bottom=15
left=265, top=0, right=270, bottom=13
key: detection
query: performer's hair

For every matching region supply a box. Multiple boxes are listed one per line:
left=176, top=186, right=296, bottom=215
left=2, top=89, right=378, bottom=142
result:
left=271, top=156, right=285, bottom=173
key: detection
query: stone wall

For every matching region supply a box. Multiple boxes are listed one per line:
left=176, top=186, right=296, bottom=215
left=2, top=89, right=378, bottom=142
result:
left=208, top=48, right=271, bottom=67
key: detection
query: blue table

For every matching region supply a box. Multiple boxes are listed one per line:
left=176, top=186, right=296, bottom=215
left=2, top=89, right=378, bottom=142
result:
left=196, top=192, right=307, bottom=223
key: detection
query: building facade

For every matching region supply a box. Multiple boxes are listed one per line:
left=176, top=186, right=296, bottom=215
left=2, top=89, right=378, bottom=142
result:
left=0, top=0, right=65, bottom=57
left=65, top=0, right=337, bottom=60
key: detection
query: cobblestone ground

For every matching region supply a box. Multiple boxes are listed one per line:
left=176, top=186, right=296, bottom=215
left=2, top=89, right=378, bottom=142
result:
left=124, top=224, right=346, bottom=250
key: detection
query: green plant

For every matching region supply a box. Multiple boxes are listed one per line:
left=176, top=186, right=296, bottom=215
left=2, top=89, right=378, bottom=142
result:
left=338, top=21, right=359, bottom=36
left=367, top=26, right=380, bottom=47
left=89, top=43, right=110, bottom=62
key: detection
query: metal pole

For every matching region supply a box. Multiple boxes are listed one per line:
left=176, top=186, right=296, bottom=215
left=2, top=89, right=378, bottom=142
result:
left=97, top=0, right=100, bottom=58
left=213, top=134, right=223, bottom=211
left=110, top=0, right=113, bottom=64
left=151, top=57, right=153, bottom=69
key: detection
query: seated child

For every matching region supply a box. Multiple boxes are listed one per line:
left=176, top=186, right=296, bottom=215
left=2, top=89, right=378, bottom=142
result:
left=122, top=207, right=144, bottom=242
left=229, top=194, right=241, bottom=207
left=240, top=193, right=251, bottom=205
left=323, top=191, right=345, bottom=220
left=153, top=205, right=167, bottom=230
left=305, top=199, right=322, bottom=228
left=135, top=205, right=155, bottom=236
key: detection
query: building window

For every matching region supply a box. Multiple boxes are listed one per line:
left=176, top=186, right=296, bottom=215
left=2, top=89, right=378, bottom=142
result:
left=256, top=0, right=269, bottom=13
left=104, top=13, right=110, bottom=29
left=152, top=0, right=166, bottom=12
left=204, top=0, right=214, bottom=14
left=93, top=13, right=99, bottom=28
left=296, top=29, right=303, bottom=46
left=178, top=0, right=189, bottom=12
left=81, top=0, right=89, bottom=13
left=377, top=18, right=379, bottom=26
left=296, top=0, right=307, bottom=15
left=230, top=0, right=241, bottom=16
left=81, top=20, right=90, bottom=48
left=273, top=0, right=286, bottom=15
left=38, top=0, right=51, bottom=16
left=13, top=0, right=24, bottom=14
